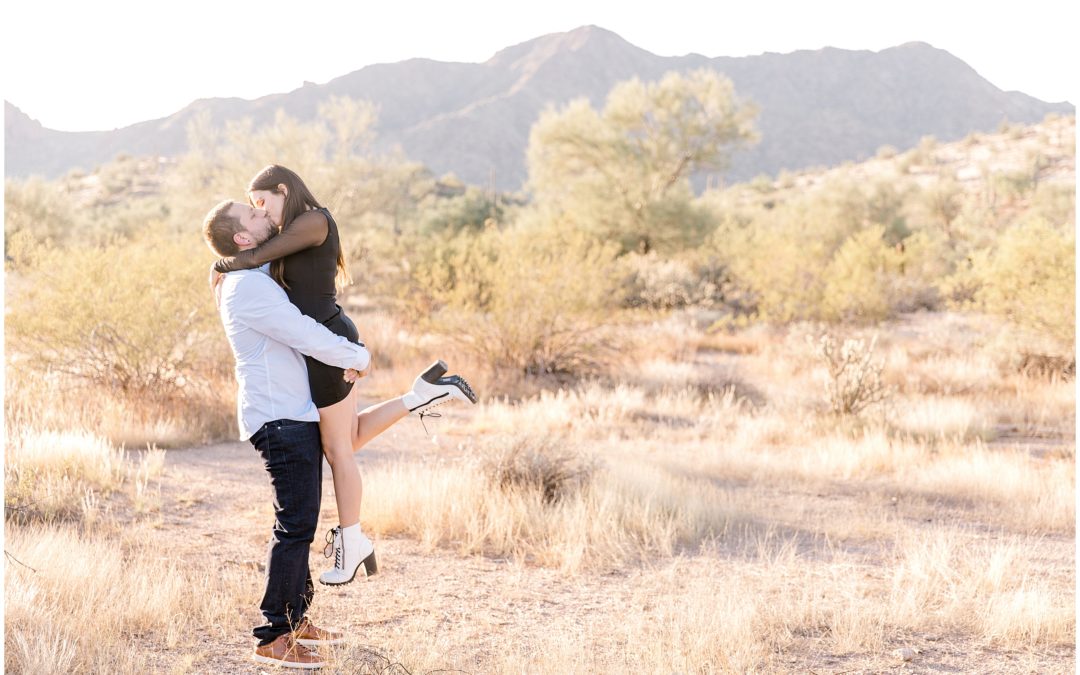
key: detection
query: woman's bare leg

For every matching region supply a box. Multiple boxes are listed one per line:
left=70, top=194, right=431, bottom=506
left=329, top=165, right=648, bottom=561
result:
left=318, top=385, right=363, bottom=527
left=347, top=359, right=477, bottom=452
left=352, top=397, right=409, bottom=452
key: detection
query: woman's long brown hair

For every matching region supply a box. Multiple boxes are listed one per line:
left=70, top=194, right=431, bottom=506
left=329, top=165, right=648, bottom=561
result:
left=247, top=164, right=352, bottom=290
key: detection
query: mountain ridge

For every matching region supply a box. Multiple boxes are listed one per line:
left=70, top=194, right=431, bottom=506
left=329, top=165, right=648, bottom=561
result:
left=5, top=26, right=1074, bottom=186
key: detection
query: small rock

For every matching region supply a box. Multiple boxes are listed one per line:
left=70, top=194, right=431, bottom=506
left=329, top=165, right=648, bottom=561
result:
left=892, top=647, right=917, bottom=661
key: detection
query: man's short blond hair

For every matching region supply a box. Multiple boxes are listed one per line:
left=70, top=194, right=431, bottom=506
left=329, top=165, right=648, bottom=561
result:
left=202, top=200, right=242, bottom=256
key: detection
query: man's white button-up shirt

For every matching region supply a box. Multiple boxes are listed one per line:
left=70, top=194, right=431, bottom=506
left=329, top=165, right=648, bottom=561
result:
left=218, top=265, right=370, bottom=440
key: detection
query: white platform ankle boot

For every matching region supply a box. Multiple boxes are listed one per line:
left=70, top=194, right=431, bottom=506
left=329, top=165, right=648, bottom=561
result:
left=319, top=523, right=377, bottom=586
left=402, top=360, right=478, bottom=416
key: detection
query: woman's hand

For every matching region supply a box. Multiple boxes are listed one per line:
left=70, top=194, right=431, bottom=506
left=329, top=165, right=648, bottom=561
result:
left=208, top=265, right=225, bottom=308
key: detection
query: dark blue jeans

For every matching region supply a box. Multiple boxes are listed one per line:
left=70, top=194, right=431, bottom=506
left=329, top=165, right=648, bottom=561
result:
left=249, top=419, right=323, bottom=645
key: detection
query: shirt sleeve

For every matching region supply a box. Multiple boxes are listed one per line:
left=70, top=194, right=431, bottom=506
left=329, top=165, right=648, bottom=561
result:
left=213, top=211, right=329, bottom=274
left=225, top=272, right=370, bottom=371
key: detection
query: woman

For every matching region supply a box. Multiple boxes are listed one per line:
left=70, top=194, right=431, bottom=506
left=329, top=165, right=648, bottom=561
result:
left=212, top=164, right=476, bottom=585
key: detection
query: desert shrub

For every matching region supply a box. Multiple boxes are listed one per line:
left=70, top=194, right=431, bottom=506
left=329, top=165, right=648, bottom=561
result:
left=619, top=251, right=741, bottom=311
left=418, top=185, right=505, bottom=236
left=918, top=177, right=964, bottom=231
left=967, top=217, right=1074, bottom=346
left=710, top=211, right=815, bottom=323
left=4, top=178, right=80, bottom=251
left=620, top=253, right=700, bottom=309
left=990, top=170, right=1036, bottom=203
left=1030, top=182, right=1076, bottom=228
left=813, top=333, right=891, bottom=416
left=407, top=211, right=622, bottom=377
left=888, top=230, right=952, bottom=312
left=708, top=172, right=937, bottom=323
left=817, top=222, right=950, bottom=322
left=5, top=230, right=225, bottom=397
left=1014, top=353, right=1076, bottom=380
left=914, top=135, right=939, bottom=162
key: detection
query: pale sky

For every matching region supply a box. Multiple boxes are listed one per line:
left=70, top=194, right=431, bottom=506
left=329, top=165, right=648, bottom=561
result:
left=3, top=0, right=1076, bottom=132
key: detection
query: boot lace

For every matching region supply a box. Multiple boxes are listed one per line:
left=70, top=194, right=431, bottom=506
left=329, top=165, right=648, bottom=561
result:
left=418, top=410, right=442, bottom=435
left=323, top=527, right=343, bottom=570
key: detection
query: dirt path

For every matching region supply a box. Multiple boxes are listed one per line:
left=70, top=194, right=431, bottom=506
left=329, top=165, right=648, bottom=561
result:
left=147, top=398, right=1074, bottom=674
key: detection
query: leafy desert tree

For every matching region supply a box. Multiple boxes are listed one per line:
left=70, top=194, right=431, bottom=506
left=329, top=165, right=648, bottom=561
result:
left=526, top=69, right=758, bottom=253
left=320, top=95, right=379, bottom=160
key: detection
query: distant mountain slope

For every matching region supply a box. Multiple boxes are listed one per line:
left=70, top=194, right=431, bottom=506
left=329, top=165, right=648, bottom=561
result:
left=5, top=26, right=1074, bottom=187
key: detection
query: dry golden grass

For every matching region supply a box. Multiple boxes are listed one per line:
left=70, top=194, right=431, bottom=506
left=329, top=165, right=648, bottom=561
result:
left=3, top=371, right=236, bottom=449
left=4, top=311, right=1074, bottom=673
left=5, top=428, right=166, bottom=525
left=361, top=449, right=737, bottom=572
left=5, top=524, right=254, bottom=674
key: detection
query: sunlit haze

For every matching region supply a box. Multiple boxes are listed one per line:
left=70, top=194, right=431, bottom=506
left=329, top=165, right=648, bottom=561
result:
left=3, top=0, right=1076, bottom=132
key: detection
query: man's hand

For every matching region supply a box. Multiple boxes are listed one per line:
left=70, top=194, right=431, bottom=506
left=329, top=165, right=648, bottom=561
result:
left=343, top=364, right=371, bottom=383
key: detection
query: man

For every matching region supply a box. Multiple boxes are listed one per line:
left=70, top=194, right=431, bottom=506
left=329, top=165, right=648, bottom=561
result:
left=202, top=199, right=366, bottom=669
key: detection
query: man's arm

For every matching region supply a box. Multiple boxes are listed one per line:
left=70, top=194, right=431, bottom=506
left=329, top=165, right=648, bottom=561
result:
left=224, top=272, right=370, bottom=372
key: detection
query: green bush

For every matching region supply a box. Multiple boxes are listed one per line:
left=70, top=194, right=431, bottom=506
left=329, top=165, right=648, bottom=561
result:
left=889, top=230, right=951, bottom=311
left=709, top=187, right=864, bottom=323
left=407, top=211, right=622, bottom=377
left=418, top=185, right=503, bottom=236
left=968, top=217, right=1075, bottom=346
left=820, top=226, right=899, bottom=323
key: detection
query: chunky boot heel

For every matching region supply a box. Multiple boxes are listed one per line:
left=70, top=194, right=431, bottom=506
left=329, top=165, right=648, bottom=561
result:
left=319, top=525, right=375, bottom=586
left=362, top=550, right=378, bottom=576
left=421, top=360, right=448, bottom=384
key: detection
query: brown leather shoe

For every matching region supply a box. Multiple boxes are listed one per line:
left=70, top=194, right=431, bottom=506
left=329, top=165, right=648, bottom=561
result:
left=294, top=616, right=346, bottom=646
left=252, top=632, right=324, bottom=670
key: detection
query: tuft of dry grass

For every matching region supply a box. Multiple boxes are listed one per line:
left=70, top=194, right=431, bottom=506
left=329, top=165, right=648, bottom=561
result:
left=4, top=428, right=166, bottom=525
left=482, top=433, right=596, bottom=504
left=361, top=439, right=738, bottom=572
left=889, top=530, right=1075, bottom=646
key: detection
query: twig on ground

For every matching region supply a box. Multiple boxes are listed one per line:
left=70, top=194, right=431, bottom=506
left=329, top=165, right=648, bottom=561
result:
left=5, top=550, right=38, bottom=573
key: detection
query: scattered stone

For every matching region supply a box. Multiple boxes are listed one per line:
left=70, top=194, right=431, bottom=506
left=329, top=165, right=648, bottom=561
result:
left=893, top=647, right=917, bottom=661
